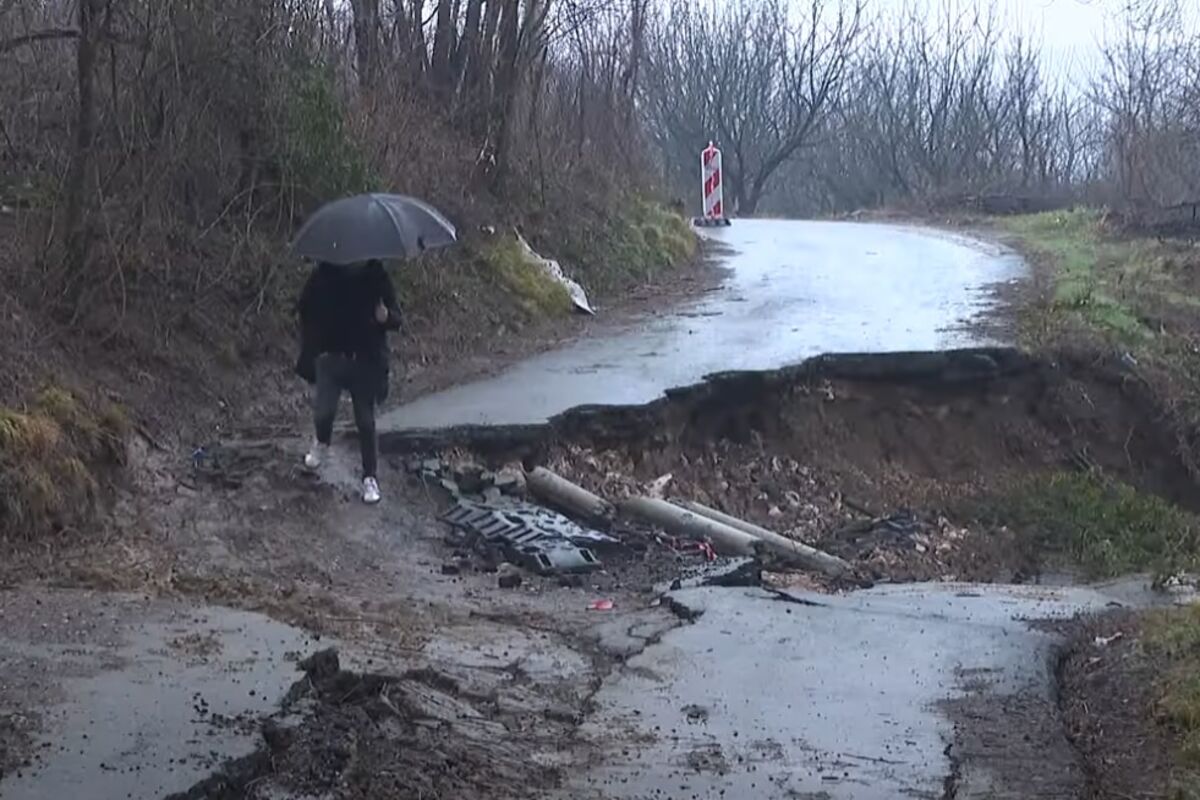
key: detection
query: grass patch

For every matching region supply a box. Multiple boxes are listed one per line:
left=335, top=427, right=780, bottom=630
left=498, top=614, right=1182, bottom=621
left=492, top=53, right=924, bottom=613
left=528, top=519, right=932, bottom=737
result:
left=480, top=234, right=574, bottom=318
left=614, top=197, right=698, bottom=275
left=1145, top=605, right=1200, bottom=795
left=1003, top=207, right=1200, bottom=475
left=977, top=471, right=1199, bottom=579
left=554, top=195, right=698, bottom=295
left=0, top=387, right=127, bottom=543
left=1002, top=209, right=1149, bottom=343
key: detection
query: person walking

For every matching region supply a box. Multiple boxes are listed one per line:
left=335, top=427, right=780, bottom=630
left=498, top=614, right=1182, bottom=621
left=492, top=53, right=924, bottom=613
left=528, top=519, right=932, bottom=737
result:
left=295, top=259, right=401, bottom=504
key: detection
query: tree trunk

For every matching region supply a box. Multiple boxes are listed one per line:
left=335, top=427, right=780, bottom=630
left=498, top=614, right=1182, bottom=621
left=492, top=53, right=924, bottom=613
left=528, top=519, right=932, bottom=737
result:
left=453, top=0, right=485, bottom=95
left=62, top=0, right=104, bottom=290
left=349, top=0, right=380, bottom=90
left=431, top=0, right=458, bottom=91
left=488, top=0, right=521, bottom=189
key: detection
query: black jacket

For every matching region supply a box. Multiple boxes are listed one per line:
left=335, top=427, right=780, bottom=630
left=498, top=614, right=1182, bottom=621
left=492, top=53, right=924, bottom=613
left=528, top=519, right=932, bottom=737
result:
left=295, top=261, right=402, bottom=401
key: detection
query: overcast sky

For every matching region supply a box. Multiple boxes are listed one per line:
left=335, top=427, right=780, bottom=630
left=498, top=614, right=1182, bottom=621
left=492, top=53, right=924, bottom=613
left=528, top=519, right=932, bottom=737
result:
left=870, top=0, right=1198, bottom=84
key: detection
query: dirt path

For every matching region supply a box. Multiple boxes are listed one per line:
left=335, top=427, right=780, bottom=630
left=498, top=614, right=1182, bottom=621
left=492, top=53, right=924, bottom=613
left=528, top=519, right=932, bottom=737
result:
left=0, top=432, right=698, bottom=798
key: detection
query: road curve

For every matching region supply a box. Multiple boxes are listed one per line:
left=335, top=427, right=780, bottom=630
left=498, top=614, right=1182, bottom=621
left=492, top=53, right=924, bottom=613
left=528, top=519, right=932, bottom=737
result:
left=381, top=220, right=1025, bottom=431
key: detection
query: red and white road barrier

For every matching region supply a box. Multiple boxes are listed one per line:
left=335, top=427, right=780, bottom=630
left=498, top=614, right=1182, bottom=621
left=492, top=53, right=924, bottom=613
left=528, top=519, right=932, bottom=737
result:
left=695, top=141, right=731, bottom=227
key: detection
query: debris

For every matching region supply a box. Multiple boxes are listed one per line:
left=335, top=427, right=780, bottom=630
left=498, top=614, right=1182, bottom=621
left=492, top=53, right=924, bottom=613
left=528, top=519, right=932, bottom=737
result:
left=1094, top=632, right=1125, bottom=647
left=514, top=232, right=594, bottom=315
left=498, top=563, right=523, bottom=589
left=621, top=496, right=758, bottom=556
left=526, top=466, right=615, bottom=522
left=493, top=466, right=527, bottom=496
left=588, top=599, right=614, bottom=611
left=647, top=473, right=674, bottom=499
left=440, top=499, right=605, bottom=575
left=452, top=462, right=487, bottom=495
left=440, top=563, right=461, bottom=576
left=518, top=541, right=600, bottom=575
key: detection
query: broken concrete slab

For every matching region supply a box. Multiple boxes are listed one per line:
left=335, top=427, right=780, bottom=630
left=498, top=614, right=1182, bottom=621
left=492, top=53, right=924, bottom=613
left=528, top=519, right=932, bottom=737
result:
left=559, top=579, right=1173, bottom=800
left=378, top=347, right=1035, bottom=454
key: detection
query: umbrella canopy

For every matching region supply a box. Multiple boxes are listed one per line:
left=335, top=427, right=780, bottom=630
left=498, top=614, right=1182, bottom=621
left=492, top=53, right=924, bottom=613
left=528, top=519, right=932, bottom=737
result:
left=291, top=193, right=457, bottom=265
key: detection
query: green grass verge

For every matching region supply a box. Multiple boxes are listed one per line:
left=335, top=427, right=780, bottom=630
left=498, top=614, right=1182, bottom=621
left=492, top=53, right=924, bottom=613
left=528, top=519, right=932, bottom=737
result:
left=554, top=195, right=698, bottom=296
left=1145, top=605, right=1200, bottom=797
left=476, top=196, right=697, bottom=319
left=1002, top=209, right=1148, bottom=343
left=480, top=234, right=574, bottom=318
left=976, top=471, right=1200, bottom=579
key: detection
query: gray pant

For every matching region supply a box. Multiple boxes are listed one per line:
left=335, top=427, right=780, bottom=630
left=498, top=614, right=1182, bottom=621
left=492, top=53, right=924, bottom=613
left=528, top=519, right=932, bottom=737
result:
left=313, top=353, right=378, bottom=478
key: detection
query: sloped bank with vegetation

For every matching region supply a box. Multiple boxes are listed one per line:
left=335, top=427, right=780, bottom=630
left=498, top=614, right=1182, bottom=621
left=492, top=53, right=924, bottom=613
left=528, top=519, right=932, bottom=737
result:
left=997, top=208, right=1200, bottom=800
left=0, top=4, right=700, bottom=547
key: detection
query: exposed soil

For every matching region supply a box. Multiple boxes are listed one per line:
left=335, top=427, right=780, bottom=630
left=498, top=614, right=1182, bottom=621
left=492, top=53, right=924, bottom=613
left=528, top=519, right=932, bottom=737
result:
left=1057, top=612, right=1177, bottom=800
left=389, top=348, right=1198, bottom=586
left=4, top=346, right=1198, bottom=798
left=941, top=666, right=1087, bottom=799
left=168, top=649, right=566, bottom=800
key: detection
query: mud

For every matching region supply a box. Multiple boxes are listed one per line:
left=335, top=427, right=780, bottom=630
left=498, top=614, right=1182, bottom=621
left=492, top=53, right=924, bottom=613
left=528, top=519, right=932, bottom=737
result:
left=169, top=648, right=566, bottom=800
left=387, top=347, right=1197, bottom=585
left=4, top=345, right=1198, bottom=799
left=1056, top=612, right=1177, bottom=800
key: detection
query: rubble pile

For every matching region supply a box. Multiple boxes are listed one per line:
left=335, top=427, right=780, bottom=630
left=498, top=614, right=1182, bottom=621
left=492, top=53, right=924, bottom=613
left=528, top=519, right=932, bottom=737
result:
left=407, top=451, right=527, bottom=503
left=817, top=511, right=976, bottom=582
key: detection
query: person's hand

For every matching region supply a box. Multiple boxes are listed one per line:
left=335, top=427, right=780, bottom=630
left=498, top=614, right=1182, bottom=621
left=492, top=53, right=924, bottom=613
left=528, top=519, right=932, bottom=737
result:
left=374, top=300, right=388, bottom=324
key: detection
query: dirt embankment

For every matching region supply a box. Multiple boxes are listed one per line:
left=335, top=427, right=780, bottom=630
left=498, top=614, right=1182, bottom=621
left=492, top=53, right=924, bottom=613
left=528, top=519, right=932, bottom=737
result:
left=387, top=347, right=1200, bottom=584
left=1057, top=608, right=1200, bottom=800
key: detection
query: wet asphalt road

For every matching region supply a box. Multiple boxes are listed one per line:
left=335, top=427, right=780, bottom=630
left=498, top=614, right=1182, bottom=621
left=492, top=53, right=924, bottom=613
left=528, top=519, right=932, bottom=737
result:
left=381, top=219, right=1025, bottom=430
left=0, top=590, right=318, bottom=800
left=562, top=579, right=1173, bottom=800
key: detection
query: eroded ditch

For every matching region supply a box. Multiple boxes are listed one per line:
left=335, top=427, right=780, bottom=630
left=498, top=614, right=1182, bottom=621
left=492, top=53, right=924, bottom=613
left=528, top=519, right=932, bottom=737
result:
left=387, top=346, right=1199, bottom=586
left=99, top=348, right=1200, bottom=798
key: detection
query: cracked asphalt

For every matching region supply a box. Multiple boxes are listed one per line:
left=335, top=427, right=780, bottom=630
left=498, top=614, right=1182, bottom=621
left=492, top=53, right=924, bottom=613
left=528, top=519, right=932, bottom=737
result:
left=560, top=579, right=1170, bottom=800
left=381, top=220, right=1024, bottom=430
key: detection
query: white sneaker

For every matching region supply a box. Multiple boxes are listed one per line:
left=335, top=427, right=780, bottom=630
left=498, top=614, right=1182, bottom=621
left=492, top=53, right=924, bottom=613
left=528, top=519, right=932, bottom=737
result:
left=362, top=477, right=381, bottom=505
left=304, top=442, right=329, bottom=470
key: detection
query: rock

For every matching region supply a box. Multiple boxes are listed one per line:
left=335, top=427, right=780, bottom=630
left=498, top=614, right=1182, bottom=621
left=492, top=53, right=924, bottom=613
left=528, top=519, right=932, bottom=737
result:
left=421, top=458, right=443, bottom=474
left=299, top=648, right=340, bottom=681
left=483, top=486, right=503, bottom=504
left=558, top=574, right=584, bottom=589
left=261, top=719, right=294, bottom=752
left=441, top=563, right=461, bottom=576
left=454, top=463, right=487, bottom=494
left=498, top=573, right=523, bottom=589
left=440, top=478, right=461, bottom=496
left=493, top=466, right=527, bottom=496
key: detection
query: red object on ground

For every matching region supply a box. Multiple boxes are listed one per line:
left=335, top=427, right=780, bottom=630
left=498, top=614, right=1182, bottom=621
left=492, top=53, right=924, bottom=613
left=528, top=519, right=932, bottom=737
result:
left=589, top=599, right=615, bottom=611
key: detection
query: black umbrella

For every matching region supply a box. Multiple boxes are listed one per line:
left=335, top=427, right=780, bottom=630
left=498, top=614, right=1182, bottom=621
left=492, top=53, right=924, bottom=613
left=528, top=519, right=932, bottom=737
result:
left=291, top=193, right=457, bottom=265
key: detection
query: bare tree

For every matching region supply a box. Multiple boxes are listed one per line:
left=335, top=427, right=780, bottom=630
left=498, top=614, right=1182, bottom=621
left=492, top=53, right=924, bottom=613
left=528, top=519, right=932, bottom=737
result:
left=61, top=0, right=105, bottom=288
left=643, top=0, right=864, bottom=215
